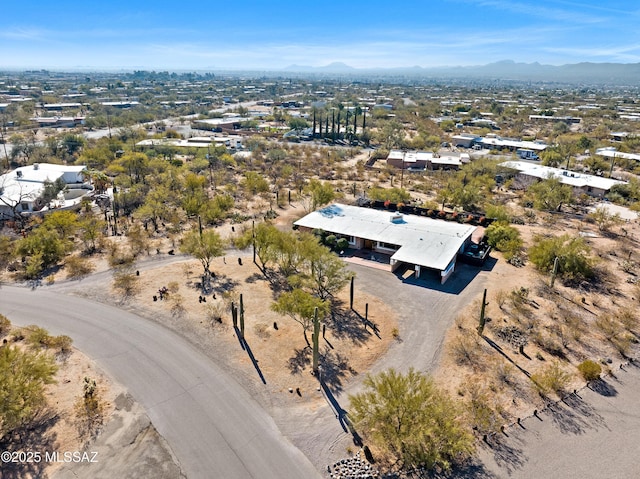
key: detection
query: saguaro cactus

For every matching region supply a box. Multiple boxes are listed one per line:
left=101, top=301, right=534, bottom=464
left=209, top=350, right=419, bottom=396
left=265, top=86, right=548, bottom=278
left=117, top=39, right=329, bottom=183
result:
left=231, top=302, right=238, bottom=329
left=239, top=293, right=245, bottom=339
left=350, top=276, right=355, bottom=310
left=550, top=256, right=559, bottom=288
left=477, top=288, right=488, bottom=335
left=312, top=307, right=320, bottom=374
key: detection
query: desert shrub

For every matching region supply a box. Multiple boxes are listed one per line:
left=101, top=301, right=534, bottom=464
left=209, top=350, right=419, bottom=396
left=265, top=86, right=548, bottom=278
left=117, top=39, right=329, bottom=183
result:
left=167, top=281, right=180, bottom=294
left=494, top=290, right=508, bottom=310
left=485, top=222, right=523, bottom=259
left=594, top=314, right=621, bottom=341
left=204, top=303, right=225, bottom=326
left=528, top=234, right=595, bottom=282
left=0, top=314, right=10, bottom=336
left=493, top=361, right=515, bottom=386
left=531, top=361, right=571, bottom=395
left=25, top=326, right=52, bottom=349
left=464, top=383, right=507, bottom=435
left=254, top=322, right=271, bottom=339
left=484, top=204, right=511, bottom=223
left=577, top=360, right=602, bottom=381
left=112, top=266, right=139, bottom=299
left=611, top=334, right=634, bottom=357
left=169, top=294, right=185, bottom=317
left=532, top=331, right=565, bottom=359
left=618, top=307, right=637, bottom=332
left=449, top=334, right=486, bottom=370
left=336, top=237, right=349, bottom=251
left=65, top=255, right=95, bottom=279
left=74, top=376, right=105, bottom=441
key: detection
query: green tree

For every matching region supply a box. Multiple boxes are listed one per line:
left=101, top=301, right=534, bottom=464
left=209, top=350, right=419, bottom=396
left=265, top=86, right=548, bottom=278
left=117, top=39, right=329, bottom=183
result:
left=305, top=179, right=335, bottom=211
left=528, top=234, right=595, bottom=281
left=42, top=210, right=79, bottom=239
left=367, top=187, right=411, bottom=204
left=528, top=177, right=573, bottom=212
left=0, top=345, right=58, bottom=438
left=271, top=289, right=329, bottom=346
left=16, top=227, right=67, bottom=277
left=241, top=171, right=270, bottom=196
left=78, top=215, right=106, bottom=253
left=294, top=241, right=353, bottom=300
left=349, top=368, right=474, bottom=472
left=180, top=229, right=226, bottom=275
left=485, top=222, right=523, bottom=259
left=235, top=222, right=280, bottom=273
left=587, top=206, right=623, bottom=232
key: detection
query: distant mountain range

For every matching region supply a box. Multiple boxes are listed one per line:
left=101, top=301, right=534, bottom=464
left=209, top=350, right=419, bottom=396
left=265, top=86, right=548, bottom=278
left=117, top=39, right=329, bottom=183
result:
left=281, top=60, right=640, bottom=86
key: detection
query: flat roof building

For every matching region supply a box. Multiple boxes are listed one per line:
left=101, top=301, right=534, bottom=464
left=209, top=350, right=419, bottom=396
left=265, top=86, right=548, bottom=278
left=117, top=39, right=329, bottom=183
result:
left=0, top=163, right=88, bottom=220
left=500, top=160, right=625, bottom=197
left=294, top=204, right=477, bottom=283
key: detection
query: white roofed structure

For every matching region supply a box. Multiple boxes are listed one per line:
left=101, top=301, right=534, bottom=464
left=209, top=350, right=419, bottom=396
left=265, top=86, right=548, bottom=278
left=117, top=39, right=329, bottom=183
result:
left=500, top=160, right=625, bottom=197
left=294, top=204, right=477, bottom=283
left=0, top=163, right=89, bottom=220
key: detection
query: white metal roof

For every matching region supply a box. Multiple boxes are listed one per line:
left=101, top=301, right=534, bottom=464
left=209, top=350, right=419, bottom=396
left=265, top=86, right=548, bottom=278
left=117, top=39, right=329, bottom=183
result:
left=480, top=136, right=548, bottom=151
left=595, top=147, right=640, bottom=162
left=294, top=204, right=476, bottom=271
left=500, top=161, right=625, bottom=191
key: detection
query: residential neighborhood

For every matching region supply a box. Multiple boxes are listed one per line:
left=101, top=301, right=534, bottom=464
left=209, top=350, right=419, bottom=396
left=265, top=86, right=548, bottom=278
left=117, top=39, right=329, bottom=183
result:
left=2, top=2, right=640, bottom=479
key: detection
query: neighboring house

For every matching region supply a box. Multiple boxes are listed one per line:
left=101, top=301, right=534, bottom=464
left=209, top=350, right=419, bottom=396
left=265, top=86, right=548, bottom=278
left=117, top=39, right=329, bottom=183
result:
left=294, top=203, right=477, bottom=284
left=136, top=135, right=243, bottom=150
left=192, top=117, right=244, bottom=131
left=30, top=116, right=86, bottom=128
left=528, top=115, right=581, bottom=124
left=452, top=134, right=480, bottom=148
left=386, top=150, right=469, bottom=171
left=479, top=135, right=548, bottom=153
left=0, top=163, right=89, bottom=220
left=499, top=160, right=626, bottom=197
left=595, top=147, right=640, bottom=163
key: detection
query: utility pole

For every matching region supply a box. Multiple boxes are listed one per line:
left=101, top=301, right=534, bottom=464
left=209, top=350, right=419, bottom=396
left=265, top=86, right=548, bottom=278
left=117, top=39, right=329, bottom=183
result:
left=400, top=149, right=406, bottom=190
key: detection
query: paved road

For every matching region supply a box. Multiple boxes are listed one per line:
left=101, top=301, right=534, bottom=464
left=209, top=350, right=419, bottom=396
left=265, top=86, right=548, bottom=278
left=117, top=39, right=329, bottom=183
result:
left=477, top=362, right=640, bottom=479
left=0, top=286, right=321, bottom=479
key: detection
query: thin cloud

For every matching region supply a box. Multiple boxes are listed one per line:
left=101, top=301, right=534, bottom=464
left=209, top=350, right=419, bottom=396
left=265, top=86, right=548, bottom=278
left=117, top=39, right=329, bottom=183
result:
left=449, top=0, right=606, bottom=24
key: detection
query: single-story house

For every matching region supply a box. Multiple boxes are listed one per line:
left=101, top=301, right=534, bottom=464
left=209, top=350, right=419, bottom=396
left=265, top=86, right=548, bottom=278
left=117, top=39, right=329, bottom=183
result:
left=294, top=203, right=477, bottom=284
left=499, top=161, right=626, bottom=197
left=479, top=135, right=548, bottom=153
left=386, top=150, right=469, bottom=171
left=595, top=147, right=640, bottom=163
left=0, top=163, right=89, bottom=220
left=452, top=134, right=480, bottom=148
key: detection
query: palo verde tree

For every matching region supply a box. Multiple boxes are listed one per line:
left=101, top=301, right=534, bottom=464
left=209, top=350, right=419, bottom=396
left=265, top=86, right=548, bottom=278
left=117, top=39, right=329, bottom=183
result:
left=292, top=239, right=354, bottom=300
left=0, top=345, right=58, bottom=438
left=528, top=234, right=595, bottom=282
left=180, top=228, right=226, bottom=276
left=527, top=177, right=574, bottom=212
left=349, top=368, right=474, bottom=472
left=271, top=289, right=330, bottom=346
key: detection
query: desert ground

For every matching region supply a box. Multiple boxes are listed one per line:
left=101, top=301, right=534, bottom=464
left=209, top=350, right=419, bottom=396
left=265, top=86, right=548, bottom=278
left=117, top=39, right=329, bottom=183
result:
left=3, top=200, right=640, bottom=478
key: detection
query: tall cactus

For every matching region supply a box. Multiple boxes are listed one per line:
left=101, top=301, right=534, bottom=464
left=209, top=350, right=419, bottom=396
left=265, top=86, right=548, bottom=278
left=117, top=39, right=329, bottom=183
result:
left=231, top=301, right=237, bottom=329
left=477, top=289, right=488, bottom=335
left=550, top=256, right=559, bottom=288
left=350, top=276, right=355, bottom=310
left=312, top=307, right=320, bottom=375
left=239, top=293, right=245, bottom=340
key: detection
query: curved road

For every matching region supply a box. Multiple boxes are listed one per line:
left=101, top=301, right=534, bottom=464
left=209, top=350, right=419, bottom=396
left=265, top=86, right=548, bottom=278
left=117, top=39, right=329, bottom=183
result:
left=0, top=286, right=321, bottom=479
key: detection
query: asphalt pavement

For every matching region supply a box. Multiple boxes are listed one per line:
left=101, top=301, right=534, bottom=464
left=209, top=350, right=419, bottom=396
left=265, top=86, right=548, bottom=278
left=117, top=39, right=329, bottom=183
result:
left=0, top=285, right=321, bottom=479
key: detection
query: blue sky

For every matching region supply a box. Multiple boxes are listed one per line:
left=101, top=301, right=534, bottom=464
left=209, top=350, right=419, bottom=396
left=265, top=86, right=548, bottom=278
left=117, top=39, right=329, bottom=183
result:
left=2, top=0, right=640, bottom=70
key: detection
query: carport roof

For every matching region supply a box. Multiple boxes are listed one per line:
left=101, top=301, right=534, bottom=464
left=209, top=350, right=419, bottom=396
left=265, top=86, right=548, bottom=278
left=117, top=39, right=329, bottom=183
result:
left=294, top=204, right=476, bottom=271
